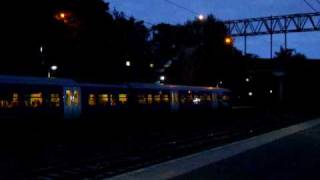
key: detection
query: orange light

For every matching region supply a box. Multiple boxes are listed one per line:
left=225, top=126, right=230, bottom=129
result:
left=60, top=13, right=66, bottom=19
left=225, top=36, right=233, bottom=45
left=55, top=11, right=72, bottom=23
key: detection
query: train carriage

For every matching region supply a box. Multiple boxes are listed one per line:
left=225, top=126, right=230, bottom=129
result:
left=0, top=76, right=81, bottom=120
left=0, top=75, right=232, bottom=120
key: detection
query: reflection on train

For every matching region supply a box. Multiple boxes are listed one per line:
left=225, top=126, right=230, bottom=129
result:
left=0, top=76, right=232, bottom=119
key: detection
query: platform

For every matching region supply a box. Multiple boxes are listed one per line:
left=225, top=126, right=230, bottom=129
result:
left=110, top=118, right=320, bottom=180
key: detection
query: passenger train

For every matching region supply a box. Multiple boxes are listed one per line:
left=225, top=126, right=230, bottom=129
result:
left=0, top=76, right=232, bottom=119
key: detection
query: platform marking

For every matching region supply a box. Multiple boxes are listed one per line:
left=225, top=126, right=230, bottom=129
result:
left=109, top=118, right=320, bottom=180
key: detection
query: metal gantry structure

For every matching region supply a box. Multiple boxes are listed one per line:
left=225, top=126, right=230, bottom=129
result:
left=223, top=12, right=320, bottom=58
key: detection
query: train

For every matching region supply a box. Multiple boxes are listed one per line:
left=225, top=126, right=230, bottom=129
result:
left=0, top=75, right=232, bottom=119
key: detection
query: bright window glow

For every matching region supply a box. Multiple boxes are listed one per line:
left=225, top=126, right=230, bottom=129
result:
left=126, top=61, right=131, bottom=67
left=51, top=65, right=58, bottom=71
left=50, top=94, right=60, bottom=107
left=160, top=76, right=165, bottom=81
left=193, top=98, right=201, bottom=104
left=26, top=93, right=43, bottom=108
left=98, top=94, right=109, bottom=106
left=88, top=94, right=96, bottom=106
left=119, top=94, right=128, bottom=104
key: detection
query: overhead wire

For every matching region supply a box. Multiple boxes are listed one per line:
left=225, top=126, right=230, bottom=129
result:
left=162, top=0, right=199, bottom=16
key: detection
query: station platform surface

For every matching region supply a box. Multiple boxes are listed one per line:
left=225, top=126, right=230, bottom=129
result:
left=110, top=118, right=320, bottom=180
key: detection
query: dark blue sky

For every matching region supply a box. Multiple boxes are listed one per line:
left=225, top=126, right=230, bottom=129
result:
left=107, top=0, right=320, bottom=59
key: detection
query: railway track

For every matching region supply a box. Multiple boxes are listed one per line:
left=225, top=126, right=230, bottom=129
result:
left=15, top=117, right=297, bottom=180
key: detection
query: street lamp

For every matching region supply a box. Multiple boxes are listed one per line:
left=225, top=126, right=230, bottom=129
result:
left=125, top=61, right=131, bottom=67
left=59, top=12, right=66, bottom=19
left=48, top=65, right=58, bottom=78
left=248, top=91, right=253, bottom=97
left=160, top=75, right=166, bottom=81
left=225, top=36, right=234, bottom=46
left=54, top=11, right=73, bottom=24
left=198, top=14, right=206, bottom=21
left=245, top=78, right=250, bottom=82
left=40, top=46, right=44, bottom=54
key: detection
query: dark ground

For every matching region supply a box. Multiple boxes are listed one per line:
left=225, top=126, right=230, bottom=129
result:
left=0, top=107, right=317, bottom=179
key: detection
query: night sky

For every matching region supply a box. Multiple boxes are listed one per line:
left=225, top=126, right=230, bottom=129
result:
left=107, top=0, right=320, bottom=59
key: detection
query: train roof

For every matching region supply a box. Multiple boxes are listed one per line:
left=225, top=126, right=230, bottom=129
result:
left=0, top=76, right=231, bottom=93
left=128, top=83, right=230, bottom=93
left=81, top=83, right=128, bottom=89
left=0, top=75, right=78, bottom=86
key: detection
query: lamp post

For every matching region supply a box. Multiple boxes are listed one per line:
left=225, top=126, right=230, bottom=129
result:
left=48, top=65, right=58, bottom=78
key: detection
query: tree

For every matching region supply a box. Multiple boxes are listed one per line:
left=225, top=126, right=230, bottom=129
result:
left=1, top=0, right=153, bottom=83
left=151, top=15, right=245, bottom=86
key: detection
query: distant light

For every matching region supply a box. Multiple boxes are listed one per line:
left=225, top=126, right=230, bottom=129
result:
left=225, top=36, right=234, bottom=46
left=51, top=65, right=58, bottom=71
left=248, top=92, right=253, bottom=97
left=40, top=46, right=43, bottom=53
left=193, top=98, right=201, bottom=104
left=160, top=75, right=165, bottom=81
left=188, top=90, right=192, bottom=94
left=150, top=63, right=154, bottom=68
left=270, top=90, right=273, bottom=94
left=198, top=14, right=205, bottom=21
left=59, top=12, right=66, bottom=19
left=245, top=78, right=250, bottom=82
left=126, top=61, right=131, bottom=67
left=216, top=81, right=223, bottom=87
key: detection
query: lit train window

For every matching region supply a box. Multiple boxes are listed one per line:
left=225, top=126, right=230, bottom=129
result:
left=193, top=95, right=201, bottom=105
left=162, top=94, right=170, bottom=103
left=147, top=94, right=153, bottom=104
left=25, top=93, right=43, bottom=108
left=154, top=94, right=161, bottom=103
left=110, top=94, right=117, bottom=106
left=137, top=94, right=147, bottom=104
left=0, top=93, right=19, bottom=108
left=12, top=93, right=19, bottom=107
left=73, top=90, right=79, bottom=105
left=98, top=94, right=109, bottom=106
left=205, top=94, right=212, bottom=101
left=119, top=94, right=128, bottom=104
left=66, top=90, right=72, bottom=106
left=223, top=96, right=230, bottom=101
left=51, top=94, right=60, bottom=107
left=88, top=94, right=96, bottom=106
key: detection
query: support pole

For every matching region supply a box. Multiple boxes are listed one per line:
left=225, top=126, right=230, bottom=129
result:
left=284, top=31, right=287, bottom=50
left=270, top=33, right=273, bottom=59
left=244, top=35, right=247, bottom=55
